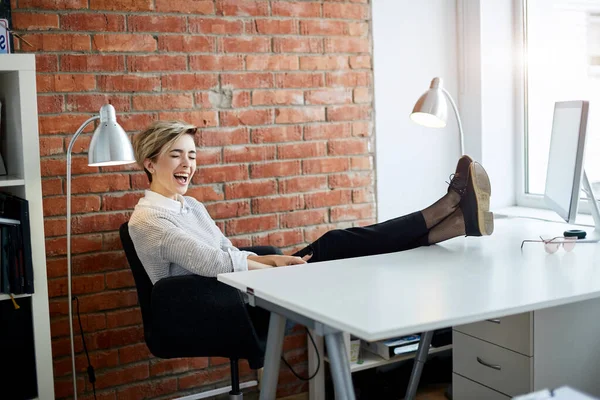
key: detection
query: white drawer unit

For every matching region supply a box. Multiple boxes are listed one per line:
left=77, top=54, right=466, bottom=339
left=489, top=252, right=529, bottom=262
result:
left=453, top=298, right=600, bottom=400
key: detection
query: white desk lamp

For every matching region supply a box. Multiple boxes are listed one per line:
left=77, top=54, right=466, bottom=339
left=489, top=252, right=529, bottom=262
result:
left=410, top=77, right=465, bottom=155
left=66, top=104, right=135, bottom=399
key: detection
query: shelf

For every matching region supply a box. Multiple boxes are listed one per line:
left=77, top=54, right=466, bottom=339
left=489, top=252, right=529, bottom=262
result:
left=0, top=293, right=32, bottom=301
left=325, top=344, right=452, bottom=373
left=0, top=175, right=25, bottom=187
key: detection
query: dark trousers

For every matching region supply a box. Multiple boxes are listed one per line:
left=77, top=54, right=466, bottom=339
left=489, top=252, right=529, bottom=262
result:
left=292, top=211, right=429, bottom=262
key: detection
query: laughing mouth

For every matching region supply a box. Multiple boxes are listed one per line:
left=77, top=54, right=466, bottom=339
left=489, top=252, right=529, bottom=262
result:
left=174, top=173, right=189, bottom=184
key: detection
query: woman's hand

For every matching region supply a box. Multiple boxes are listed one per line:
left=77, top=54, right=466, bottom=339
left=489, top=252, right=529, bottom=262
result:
left=247, top=254, right=312, bottom=267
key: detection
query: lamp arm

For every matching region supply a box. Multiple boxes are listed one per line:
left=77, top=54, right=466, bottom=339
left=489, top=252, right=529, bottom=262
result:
left=66, top=115, right=100, bottom=400
left=441, top=88, right=465, bottom=155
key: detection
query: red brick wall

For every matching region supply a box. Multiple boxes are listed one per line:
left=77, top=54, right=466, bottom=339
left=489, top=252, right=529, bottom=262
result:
left=13, top=0, right=375, bottom=398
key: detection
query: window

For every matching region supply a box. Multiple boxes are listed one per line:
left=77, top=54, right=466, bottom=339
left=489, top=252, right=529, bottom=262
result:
left=524, top=0, right=600, bottom=200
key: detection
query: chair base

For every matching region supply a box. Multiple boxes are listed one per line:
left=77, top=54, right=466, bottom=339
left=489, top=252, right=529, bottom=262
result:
left=228, top=393, right=243, bottom=400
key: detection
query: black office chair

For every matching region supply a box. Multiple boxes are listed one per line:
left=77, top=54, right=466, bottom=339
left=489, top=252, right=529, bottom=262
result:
left=119, top=222, right=281, bottom=399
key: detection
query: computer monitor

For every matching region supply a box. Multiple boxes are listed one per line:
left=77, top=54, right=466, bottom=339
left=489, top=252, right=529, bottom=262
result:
left=544, top=100, right=600, bottom=233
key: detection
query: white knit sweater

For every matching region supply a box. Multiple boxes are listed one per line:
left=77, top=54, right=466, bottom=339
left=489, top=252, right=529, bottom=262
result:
left=128, top=190, right=254, bottom=284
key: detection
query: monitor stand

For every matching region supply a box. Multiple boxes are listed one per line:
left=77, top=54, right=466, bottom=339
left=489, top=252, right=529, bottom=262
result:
left=581, top=170, right=600, bottom=239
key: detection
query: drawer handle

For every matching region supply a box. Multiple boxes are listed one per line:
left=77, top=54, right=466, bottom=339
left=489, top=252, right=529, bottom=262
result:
left=486, top=319, right=501, bottom=324
left=477, top=357, right=502, bottom=371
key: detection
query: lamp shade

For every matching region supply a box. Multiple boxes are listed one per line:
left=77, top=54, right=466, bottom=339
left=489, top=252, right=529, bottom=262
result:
left=88, top=104, right=136, bottom=167
left=410, top=77, right=447, bottom=128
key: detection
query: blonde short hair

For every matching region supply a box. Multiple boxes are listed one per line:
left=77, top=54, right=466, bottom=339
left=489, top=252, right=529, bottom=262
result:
left=133, top=120, right=197, bottom=183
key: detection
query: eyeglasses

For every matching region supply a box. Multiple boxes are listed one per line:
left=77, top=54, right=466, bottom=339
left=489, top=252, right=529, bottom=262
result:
left=520, top=236, right=598, bottom=254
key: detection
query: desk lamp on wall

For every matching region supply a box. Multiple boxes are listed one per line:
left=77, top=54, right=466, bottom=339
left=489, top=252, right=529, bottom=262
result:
left=66, top=104, right=136, bottom=399
left=410, top=77, right=465, bottom=155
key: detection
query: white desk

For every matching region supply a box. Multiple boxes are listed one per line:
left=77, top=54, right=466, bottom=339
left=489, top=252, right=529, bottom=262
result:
left=218, top=216, right=600, bottom=399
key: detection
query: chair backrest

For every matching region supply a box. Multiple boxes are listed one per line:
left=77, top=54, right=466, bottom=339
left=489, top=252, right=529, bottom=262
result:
left=119, top=222, right=154, bottom=336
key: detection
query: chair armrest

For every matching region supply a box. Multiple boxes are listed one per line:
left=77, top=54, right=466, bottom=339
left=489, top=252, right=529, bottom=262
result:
left=149, top=275, right=265, bottom=362
left=240, top=245, right=282, bottom=256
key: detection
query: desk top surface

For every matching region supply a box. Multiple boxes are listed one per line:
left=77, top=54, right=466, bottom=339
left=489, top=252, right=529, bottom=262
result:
left=218, top=216, right=600, bottom=341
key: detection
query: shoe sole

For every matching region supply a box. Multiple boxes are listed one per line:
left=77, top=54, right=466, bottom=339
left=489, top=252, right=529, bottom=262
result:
left=470, top=163, right=494, bottom=235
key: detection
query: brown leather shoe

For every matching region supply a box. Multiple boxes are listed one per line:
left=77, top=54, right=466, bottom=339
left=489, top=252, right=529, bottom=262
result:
left=461, top=162, right=494, bottom=236
left=447, top=155, right=473, bottom=197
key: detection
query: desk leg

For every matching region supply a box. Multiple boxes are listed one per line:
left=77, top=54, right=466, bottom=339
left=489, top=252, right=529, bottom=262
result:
left=404, top=330, right=434, bottom=400
left=259, top=312, right=286, bottom=400
left=308, top=329, right=325, bottom=400
left=324, top=332, right=356, bottom=400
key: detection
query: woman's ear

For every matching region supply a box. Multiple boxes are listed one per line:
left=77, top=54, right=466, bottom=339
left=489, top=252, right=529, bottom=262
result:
left=143, top=159, right=154, bottom=174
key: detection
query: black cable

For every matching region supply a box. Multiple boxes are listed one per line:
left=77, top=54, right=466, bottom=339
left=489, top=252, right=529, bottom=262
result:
left=74, top=296, right=97, bottom=400
left=280, top=327, right=320, bottom=381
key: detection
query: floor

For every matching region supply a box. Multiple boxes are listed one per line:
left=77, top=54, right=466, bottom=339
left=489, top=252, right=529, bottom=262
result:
left=279, top=383, right=448, bottom=400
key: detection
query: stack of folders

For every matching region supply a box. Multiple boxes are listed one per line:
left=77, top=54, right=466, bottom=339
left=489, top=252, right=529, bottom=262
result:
left=0, top=193, right=33, bottom=294
left=361, top=335, right=424, bottom=360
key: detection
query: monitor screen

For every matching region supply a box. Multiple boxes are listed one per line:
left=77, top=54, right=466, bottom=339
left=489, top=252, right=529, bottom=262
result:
left=544, top=101, right=588, bottom=223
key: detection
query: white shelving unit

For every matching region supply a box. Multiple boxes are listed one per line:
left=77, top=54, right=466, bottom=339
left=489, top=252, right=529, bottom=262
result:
left=0, top=54, right=54, bottom=399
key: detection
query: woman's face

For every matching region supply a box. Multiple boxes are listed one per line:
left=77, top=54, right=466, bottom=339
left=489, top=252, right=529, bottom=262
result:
left=145, top=134, right=196, bottom=199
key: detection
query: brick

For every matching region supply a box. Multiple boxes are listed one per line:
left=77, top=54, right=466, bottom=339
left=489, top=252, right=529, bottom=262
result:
left=353, top=187, right=374, bottom=203
left=252, top=195, right=303, bottom=213
left=27, top=33, right=90, bottom=52
left=251, top=126, right=302, bottom=143
left=38, top=95, right=63, bottom=114
left=48, top=274, right=105, bottom=297
left=133, top=94, right=193, bottom=111
left=162, top=73, right=218, bottom=91
left=54, top=376, right=86, bottom=398
left=279, top=176, right=328, bottom=194
left=155, top=0, right=214, bottom=13
left=98, top=74, right=161, bottom=92
left=51, top=313, right=106, bottom=339
left=44, top=218, right=66, bottom=237
left=331, top=204, right=374, bottom=222
left=158, top=36, right=215, bottom=52
left=222, top=73, right=273, bottom=89
left=221, top=37, right=271, bottom=53
left=159, top=111, right=217, bottom=128
left=250, top=160, right=301, bottom=178
left=275, top=107, right=325, bottom=124
left=104, top=270, right=136, bottom=290
left=43, top=178, right=63, bottom=196
left=150, top=359, right=190, bottom=377
left=119, top=343, right=153, bottom=364
left=19, top=0, right=86, bottom=9
left=328, top=138, right=369, bottom=155
left=275, top=72, right=324, bottom=88
left=43, top=195, right=101, bottom=217
left=223, top=146, right=276, bottom=163
left=323, top=3, right=370, bottom=19
left=350, top=155, right=373, bottom=170
left=35, top=54, right=58, bottom=72
left=72, top=251, right=129, bottom=274
left=128, top=55, right=187, bottom=72
left=60, top=54, right=124, bottom=72
left=39, top=136, right=63, bottom=156
left=131, top=173, right=150, bottom=190
left=12, top=12, right=58, bottom=30
left=193, top=165, right=248, bottom=184
left=350, top=55, right=372, bottom=69
left=189, top=55, right=244, bottom=71
left=128, top=15, right=186, bottom=32
left=92, top=34, right=156, bottom=52
left=106, top=307, right=141, bottom=328
left=303, top=158, right=350, bottom=174
left=300, top=56, right=349, bottom=71
left=226, top=215, right=278, bottom=235
left=54, top=349, right=117, bottom=378
left=185, top=185, right=224, bottom=202
left=252, top=19, right=298, bottom=34
left=246, top=55, right=299, bottom=71
left=273, top=37, right=323, bottom=53
left=188, top=17, right=243, bottom=34
left=114, top=113, right=157, bottom=132
left=76, top=290, right=138, bottom=314
left=70, top=174, right=130, bottom=194
left=39, top=113, right=95, bottom=134
left=305, top=190, right=352, bottom=208
left=220, top=109, right=273, bottom=126
left=61, top=13, right=125, bottom=31
left=325, top=37, right=370, bottom=53
left=195, top=90, right=247, bottom=108
left=281, top=209, right=328, bottom=228
left=353, top=87, right=372, bottom=103
left=327, top=105, right=371, bottom=122
left=94, top=362, right=149, bottom=389
left=199, top=127, right=249, bottom=146
left=72, top=212, right=130, bottom=234
left=65, top=94, right=130, bottom=113
left=326, top=71, right=371, bottom=87
left=102, top=232, right=124, bottom=251
left=353, top=121, right=371, bottom=137
left=37, top=74, right=96, bottom=93
left=278, top=142, right=327, bottom=159
left=46, top=235, right=103, bottom=257
left=300, top=20, right=367, bottom=36
left=90, top=0, right=154, bottom=11
left=306, top=89, right=352, bottom=105
left=216, top=0, right=269, bottom=16
left=329, top=172, right=373, bottom=188
left=116, top=378, right=178, bottom=400
left=252, top=90, right=303, bottom=106
left=272, top=1, right=321, bottom=17
left=233, top=91, right=251, bottom=107
left=102, top=192, right=144, bottom=212
left=205, top=201, right=251, bottom=219
left=225, top=180, right=277, bottom=199
left=178, top=366, right=233, bottom=390
left=253, top=229, right=303, bottom=248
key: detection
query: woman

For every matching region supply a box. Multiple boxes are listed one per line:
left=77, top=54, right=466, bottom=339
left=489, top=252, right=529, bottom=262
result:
left=128, top=121, right=493, bottom=285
